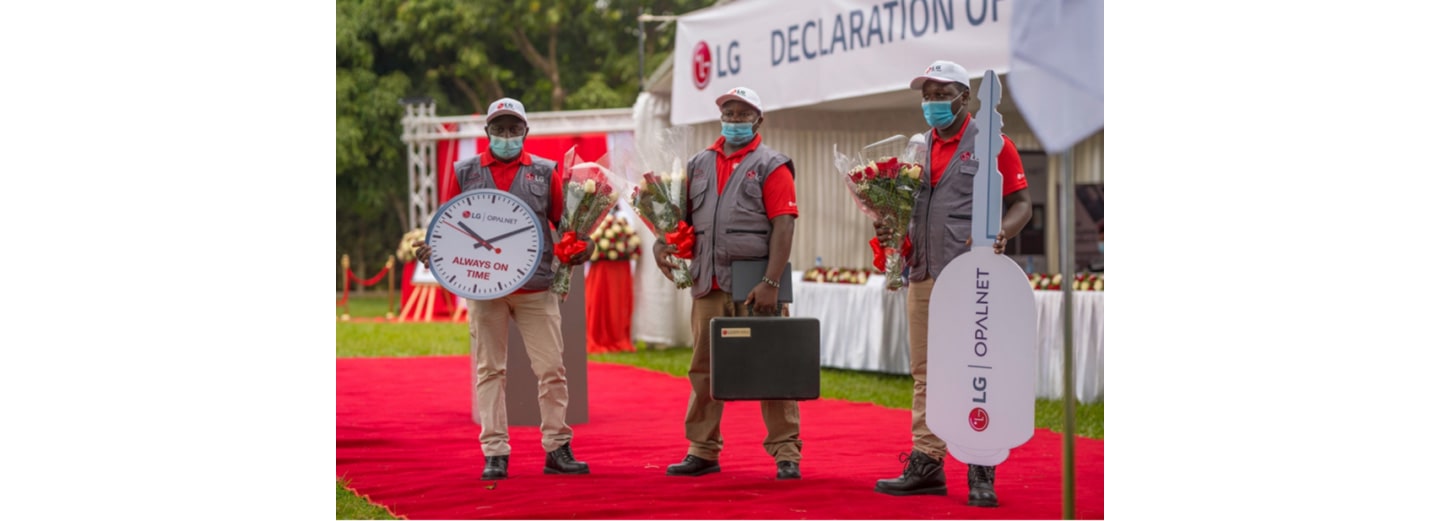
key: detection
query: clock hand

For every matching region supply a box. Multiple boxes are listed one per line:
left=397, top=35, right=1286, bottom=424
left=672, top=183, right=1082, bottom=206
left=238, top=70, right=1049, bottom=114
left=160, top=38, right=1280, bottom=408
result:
left=446, top=221, right=496, bottom=251
left=483, top=227, right=533, bottom=244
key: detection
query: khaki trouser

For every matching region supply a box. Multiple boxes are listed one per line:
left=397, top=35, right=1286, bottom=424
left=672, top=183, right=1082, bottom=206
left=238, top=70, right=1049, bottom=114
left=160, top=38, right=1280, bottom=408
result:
left=683, top=291, right=803, bottom=462
left=906, top=278, right=947, bottom=460
left=467, top=291, right=573, bottom=456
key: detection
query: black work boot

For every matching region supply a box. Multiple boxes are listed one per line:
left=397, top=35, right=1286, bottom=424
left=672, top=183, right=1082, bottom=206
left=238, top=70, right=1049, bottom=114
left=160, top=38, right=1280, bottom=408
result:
left=482, top=455, right=509, bottom=480
left=776, top=460, right=800, bottom=480
left=966, top=464, right=998, bottom=507
left=544, top=443, right=590, bottom=475
left=874, top=452, right=946, bottom=496
left=665, top=455, right=720, bottom=477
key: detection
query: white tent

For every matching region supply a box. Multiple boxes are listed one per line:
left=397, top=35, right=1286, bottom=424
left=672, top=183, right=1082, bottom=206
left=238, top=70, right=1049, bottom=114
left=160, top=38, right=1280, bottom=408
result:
left=630, top=0, right=1104, bottom=347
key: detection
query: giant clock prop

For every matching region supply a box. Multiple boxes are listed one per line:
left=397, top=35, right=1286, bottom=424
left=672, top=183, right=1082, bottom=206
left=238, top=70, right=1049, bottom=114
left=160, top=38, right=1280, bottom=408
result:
left=425, top=189, right=545, bottom=300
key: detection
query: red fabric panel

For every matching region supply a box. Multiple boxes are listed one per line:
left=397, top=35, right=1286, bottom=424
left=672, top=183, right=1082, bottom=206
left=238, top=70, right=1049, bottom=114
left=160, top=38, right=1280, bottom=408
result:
left=478, top=133, right=610, bottom=168
left=437, top=123, right=462, bottom=207
left=337, top=357, right=1106, bottom=519
left=583, top=261, right=634, bottom=353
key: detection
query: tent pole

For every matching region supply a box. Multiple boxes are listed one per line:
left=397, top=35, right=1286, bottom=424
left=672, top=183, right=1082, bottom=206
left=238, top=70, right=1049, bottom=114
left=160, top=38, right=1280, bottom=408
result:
left=1059, top=148, right=1076, bottom=519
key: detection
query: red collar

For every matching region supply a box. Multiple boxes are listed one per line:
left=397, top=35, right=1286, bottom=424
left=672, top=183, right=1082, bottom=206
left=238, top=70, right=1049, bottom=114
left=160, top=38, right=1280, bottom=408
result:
left=479, top=149, right=532, bottom=167
left=707, top=134, right=764, bottom=160
left=930, top=113, right=971, bottom=144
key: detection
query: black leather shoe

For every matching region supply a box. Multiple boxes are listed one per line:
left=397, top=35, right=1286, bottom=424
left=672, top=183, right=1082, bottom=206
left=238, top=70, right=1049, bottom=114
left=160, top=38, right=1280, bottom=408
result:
left=776, top=460, right=800, bottom=480
left=544, top=443, right=590, bottom=475
left=482, top=455, right=509, bottom=480
left=665, top=455, right=720, bottom=477
left=966, top=464, right=998, bottom=507
left=874, top=452, right=947, bottom=496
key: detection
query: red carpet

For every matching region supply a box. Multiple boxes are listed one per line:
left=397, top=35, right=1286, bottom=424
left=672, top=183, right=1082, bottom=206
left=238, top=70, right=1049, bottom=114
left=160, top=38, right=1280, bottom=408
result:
left=337, top=357, right=1104, bottom=519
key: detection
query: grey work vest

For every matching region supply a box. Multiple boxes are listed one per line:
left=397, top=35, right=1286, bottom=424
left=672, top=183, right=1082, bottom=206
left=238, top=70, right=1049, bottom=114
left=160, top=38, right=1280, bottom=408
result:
left=453, top=153, right=559, bottom=291
left=908, top=122, right=986, bottom=282
left=685, top=142, right=795, bottom=299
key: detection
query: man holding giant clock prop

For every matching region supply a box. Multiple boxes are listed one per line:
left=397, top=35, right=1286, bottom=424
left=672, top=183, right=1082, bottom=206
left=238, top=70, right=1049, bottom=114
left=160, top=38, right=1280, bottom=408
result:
left=414, top=98, right=594, bottom=481
left=872, top=62, right=1033, bottom=507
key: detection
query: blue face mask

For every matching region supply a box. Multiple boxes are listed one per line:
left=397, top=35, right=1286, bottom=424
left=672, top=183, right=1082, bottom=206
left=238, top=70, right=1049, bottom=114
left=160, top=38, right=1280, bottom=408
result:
left=489, top=135, right=523, bottom=159
left=720, top=122, right=756, bottom=145
left=922, top=101, right=957, bottom=129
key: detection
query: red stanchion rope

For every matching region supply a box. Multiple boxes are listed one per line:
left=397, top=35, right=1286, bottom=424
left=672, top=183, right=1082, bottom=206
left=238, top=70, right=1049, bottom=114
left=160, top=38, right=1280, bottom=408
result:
left=337, top=264, right=393, bottom=307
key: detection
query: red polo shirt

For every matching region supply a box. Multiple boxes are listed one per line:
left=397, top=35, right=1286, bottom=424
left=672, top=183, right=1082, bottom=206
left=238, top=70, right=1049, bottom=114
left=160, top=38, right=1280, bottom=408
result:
left=929, top=113, right=1029, bottom=195
left=477, top=149, right=565, bottom=225
left=704, top=134, right=799, bottom=219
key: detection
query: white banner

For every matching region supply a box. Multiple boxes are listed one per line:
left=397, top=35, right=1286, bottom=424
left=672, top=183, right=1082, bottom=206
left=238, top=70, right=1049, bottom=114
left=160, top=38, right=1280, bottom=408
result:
left=672, top=0, right=1012, bottom=126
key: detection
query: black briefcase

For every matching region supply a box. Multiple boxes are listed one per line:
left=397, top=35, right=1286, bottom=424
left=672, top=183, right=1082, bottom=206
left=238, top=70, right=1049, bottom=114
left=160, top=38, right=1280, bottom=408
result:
left=709, top=317, right=820, bottom=401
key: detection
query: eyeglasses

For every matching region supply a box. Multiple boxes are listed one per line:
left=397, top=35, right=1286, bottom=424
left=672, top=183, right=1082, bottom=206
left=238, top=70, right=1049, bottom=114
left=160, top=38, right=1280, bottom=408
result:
left=487, top=125, right=527, bottom=137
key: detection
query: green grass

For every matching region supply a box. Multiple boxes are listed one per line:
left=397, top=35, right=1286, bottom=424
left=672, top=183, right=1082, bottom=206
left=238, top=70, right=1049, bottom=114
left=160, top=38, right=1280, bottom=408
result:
left=336, top=296, right=1103, bottom=518
left=336, top=321, right=468, bottom=357
left=336, top=477, right=398, bottom=520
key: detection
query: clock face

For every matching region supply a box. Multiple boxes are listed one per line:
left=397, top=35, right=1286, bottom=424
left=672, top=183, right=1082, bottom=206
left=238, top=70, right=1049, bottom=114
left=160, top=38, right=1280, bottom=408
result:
left=426, top=189, right=545, bottom=300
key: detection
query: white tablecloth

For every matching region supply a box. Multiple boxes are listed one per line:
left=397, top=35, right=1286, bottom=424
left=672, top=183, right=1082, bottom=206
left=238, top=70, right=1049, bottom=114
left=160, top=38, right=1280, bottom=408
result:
left=788, top=275, right=1104, bottom=403
left=1033, top=291, right=1104, bottom=403
left=788, top=274, right=911, bottom=374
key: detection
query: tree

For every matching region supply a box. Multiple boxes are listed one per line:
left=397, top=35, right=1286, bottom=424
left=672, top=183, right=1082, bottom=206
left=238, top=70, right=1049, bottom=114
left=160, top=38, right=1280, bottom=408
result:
left=336, top=0, right=717, bottom=291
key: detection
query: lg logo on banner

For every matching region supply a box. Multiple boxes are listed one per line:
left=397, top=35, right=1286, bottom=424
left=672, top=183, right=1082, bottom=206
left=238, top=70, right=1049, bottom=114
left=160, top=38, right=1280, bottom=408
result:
left=692, top=40, right=741, bottom=89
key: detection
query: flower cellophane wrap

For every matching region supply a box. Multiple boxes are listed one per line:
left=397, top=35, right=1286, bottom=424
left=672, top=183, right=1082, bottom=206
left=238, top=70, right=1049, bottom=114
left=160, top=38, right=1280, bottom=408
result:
left=550, top=146, right=630, bottom=299
left=625, top=128, right=695, bottom=290
left=835, top=134, right=926, bottom=290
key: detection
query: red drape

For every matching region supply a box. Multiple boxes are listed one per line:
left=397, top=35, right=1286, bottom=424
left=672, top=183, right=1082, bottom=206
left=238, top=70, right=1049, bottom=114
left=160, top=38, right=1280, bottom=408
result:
left=584, top=261, right=634, bottom=353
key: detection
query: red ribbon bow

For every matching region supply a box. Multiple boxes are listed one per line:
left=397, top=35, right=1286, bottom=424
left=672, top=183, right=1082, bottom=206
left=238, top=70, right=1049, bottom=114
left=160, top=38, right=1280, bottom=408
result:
left=555, top=231, right=588, bottom=263
left=869, top=235, right=912, bottom=271
left=665, top=221, right=697, bottom=260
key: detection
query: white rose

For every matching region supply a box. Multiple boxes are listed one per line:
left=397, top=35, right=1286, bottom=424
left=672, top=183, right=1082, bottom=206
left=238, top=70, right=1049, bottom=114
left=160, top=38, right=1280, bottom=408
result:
left=599, top=238, right=611, bottom=250
left=584, top=179, right=597, bottom=194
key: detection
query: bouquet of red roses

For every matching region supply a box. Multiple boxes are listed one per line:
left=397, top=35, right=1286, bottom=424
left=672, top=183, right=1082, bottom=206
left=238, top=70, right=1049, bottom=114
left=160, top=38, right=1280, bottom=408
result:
left=624, top=127, right=696, bottom=290
left=551, top=147, right=628, bottom=299
left=629, top=170, right=695, bottom=289
left=835, top=135, right=925, bottom=290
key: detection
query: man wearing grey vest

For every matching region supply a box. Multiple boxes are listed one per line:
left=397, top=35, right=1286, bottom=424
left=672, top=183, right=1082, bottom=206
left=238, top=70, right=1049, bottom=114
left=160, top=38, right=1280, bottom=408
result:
left=871, top=61, right=1033, bottom=507
left=414, top=98, right=593, bottom=481
left=653, top=87, right=804, bottom=480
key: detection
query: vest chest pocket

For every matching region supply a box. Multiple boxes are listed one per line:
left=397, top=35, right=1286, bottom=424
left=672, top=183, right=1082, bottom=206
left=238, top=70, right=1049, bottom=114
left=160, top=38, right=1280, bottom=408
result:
left=736, top=175, right=766, bottom=214
left=525, top=177, right=548, bottom=196
left=689, top=175, right=710, bottom=211
left=955, top=160, right=979, bottom=195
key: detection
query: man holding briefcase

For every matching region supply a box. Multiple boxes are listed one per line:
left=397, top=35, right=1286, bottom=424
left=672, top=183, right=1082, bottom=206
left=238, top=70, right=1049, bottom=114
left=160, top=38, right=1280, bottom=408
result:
left=653, top=86, right=804, bottom=480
